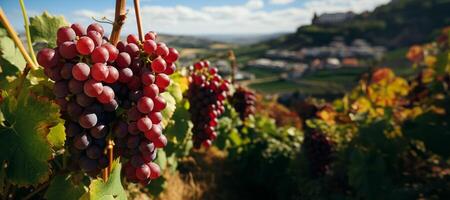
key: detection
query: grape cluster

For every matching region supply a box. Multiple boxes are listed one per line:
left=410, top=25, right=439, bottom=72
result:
left=37, top=23, right=179, bottom=184
left=37, top=23, right=118, bottom=175
left=187, top=61, right=230, bottom=149
left=302, top=129, right=334, bottom=177
left=231, top=86, right=256, bottom=120
left=112, top=31, right=178, bottom=184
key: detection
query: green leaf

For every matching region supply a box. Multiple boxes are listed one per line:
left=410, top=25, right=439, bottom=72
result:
left=85, top=160, right=126, bottom=200
left=167, top=80, right=183, bottom=103
left=164, top=100, right=192, bottom=143
left=0, top=24, right=7, bottom=37
left=47, top=122, right=66, bottom=149
left=0, top=36, right=26, bottom=71
left=29, top=12, right=68, bottom=48
left=160, top=93, right=176, bottom=128
left=154, top=149, right=167, bottom=171
left=44, top=174, right=86, bottom=200
left=147, top=176, right=167, bottom=197
left=0, top=87, right=60, bottom=186
left=403, top=111, right=450, bottom=157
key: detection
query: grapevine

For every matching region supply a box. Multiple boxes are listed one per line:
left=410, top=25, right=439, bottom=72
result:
left=187, top=60, right=230, bottom=148
left=37, top=23, right=118, bottom=175
left=231, top=86, right=256, bottom=121
left=113, top=31, right=179, bottom=184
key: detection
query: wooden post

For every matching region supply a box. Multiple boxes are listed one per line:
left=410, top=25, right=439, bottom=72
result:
left=228, top=50, right=237, bottom=84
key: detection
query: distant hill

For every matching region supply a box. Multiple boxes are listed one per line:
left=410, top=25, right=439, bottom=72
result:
left=156, top=34, right=219, bottom=49
left=238, top=0, right=450, bottom=59
left=197, top=33, right=289, bottom=45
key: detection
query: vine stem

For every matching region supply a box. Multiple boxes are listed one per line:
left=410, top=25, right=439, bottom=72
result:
left=22, top=182, right=49, bottom=200
left=133, top=0, right=144, bottom=41
left=109, top=0, right=127, bottom=45
left=0, top=8, right=37, bottom=70
left=19, top=0, right=38, bottom=66
left=102, top=139, right=114, bottom=181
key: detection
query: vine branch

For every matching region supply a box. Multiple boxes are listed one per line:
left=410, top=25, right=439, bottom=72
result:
left=109, top=0, right=127, bottom=45
left=92, top=16, right=114, bottom=25
left=133, top=0, right=144, bottom=41
left=0, top=8, right=38, bottom=70
left=19, top=0, right=38, bottom=66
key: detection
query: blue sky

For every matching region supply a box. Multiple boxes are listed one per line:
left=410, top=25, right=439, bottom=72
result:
left=1, top=0, right=389, bottom=35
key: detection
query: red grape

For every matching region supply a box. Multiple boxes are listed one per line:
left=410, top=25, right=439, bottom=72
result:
left=76, top=36, right=95, bottom=55
left=97, top=86, right=115, bottom=104
left=143, top=40, right=157, bottom=55
left=72, top=62, right=90, bottom=81
left=137, top=97, right=154, bottom=114
left=91, top=46, right=109, bottom=63
left=105, top=66, right=119, bottom=83
left=116, top=52, right=131, bottom=68
left=71, top=23, right=86, bottom=36
left=165, top=48, right=179, bottom=63
left=37, top=48, right=59, bottom=68
left=57, top=26, right=76, bottom=43
left=87, top=23, right=104, bottom=36
left=151, top=57, right=166, bottom=73
left=84, top=79, right=103, bottom=97
left=127, top=34, right=139, bottom=44
left=91, top=63, right=109, bottom=81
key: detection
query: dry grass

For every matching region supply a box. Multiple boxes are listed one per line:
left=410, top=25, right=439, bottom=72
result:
left=126, top=147, right=239, bottom=200
left=155, top=147, right=238, bottom=200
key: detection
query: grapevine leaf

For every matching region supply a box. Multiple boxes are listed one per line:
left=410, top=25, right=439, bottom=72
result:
left=0, top=87, right=60, bottom=186
left=403, top=112, right=450, bottom=157
left=160, top=93, right=176, bottom=128
left=29, top=12, right=68, bottom=48
left=44, top=174, right=86, bottom=200
left=166, top=153, right=178, bottom=172
left=167, top=80, right=183, bottom=103
left=0, top=58, right=20, bottom=89
left=147, top=176, right=167, bottom=197
left=86, top=160, right=126, bottom=200
left=154, top=149, right=167, bottom=171
left=0, top=24, right=6, bottom=37
left=170, top=72, right=189, bottom=94
left=47, top=122, right=66, bottom=149
left=164, top=101, right=191, bottom=143
left=0, top=36, right=26, bottom=71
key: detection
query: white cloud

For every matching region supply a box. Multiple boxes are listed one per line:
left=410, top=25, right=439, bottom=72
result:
left=270, top=0, right=295, bottom=5
left=245, top=0, right=264, bottom=10
left=71, top=0, right=390, bottom=35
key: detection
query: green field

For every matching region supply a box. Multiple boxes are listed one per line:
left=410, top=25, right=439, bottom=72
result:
left=245, top=63, right=419, bottom=98
left=241, top=67, right=279, bottom=78
left=247, top=67, right=369, bottom=98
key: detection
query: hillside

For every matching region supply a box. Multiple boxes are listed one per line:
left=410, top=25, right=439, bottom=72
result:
left=237, top=0, right=450, bottom=60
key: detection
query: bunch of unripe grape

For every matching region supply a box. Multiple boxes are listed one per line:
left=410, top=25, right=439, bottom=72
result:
left=187, top=61, right=230, bottom=149
left=37, top=22, right=179, bottom=184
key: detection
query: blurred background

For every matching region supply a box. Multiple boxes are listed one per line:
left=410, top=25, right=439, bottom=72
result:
left=3, top=0, right=444, bottom=100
